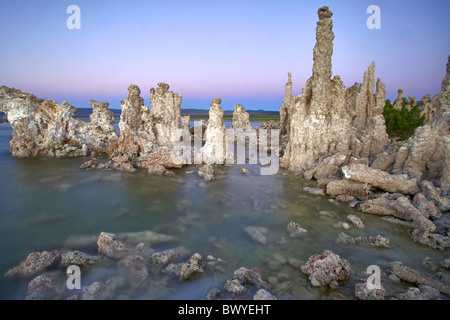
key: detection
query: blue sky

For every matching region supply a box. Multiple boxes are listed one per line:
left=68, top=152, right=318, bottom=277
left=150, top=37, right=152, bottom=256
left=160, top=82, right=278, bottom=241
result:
left=0, top=0, right=449, bottom=110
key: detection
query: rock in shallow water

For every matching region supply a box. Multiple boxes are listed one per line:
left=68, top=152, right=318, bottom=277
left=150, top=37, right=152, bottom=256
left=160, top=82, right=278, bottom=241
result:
left=301, top=250, right=351, bottom=289
left=243, top=226, right=268, bottom=245
left=5, top=250, right=60, bottom=278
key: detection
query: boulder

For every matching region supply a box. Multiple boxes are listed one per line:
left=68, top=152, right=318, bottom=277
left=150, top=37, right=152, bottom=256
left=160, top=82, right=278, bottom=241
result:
left=301, top=250, right=351, bottom=289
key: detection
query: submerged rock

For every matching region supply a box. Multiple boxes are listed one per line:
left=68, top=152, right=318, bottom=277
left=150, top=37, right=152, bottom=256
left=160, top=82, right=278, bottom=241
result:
left=346, top=215, right=364, bottom=229
left=118, top=254, right=148, bottom=285
left=243, top=226, right=268, bottom=245
left=198, top=164, right=215, bottom=181
left=149, top=247, right=190, bottom=268
left=396, top=285, right=440, bottom=300
left=287, top=222, right=308, bottom=238
left=116, top=230, right=175, bottom=245
left=301, top=250, right=351, bottom=289
left=411, top=229, right=450, bottom=251
left=354, top=279, right=386, bottom=300
left=391, top=261, right=450, bottom=296
left=26, top=271, right=66, bottom=300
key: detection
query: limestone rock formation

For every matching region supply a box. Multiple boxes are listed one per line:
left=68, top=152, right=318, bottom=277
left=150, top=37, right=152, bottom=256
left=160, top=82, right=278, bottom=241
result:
left=280, top=7, right=388, bottom=176
left=0, top=86, right=118, bottom=157
left=394, top=89, right=404, bottom=111
left=5, top=250, right=60, bottom=278
left=279, top=72, right=294, bottom=144
left=88, top=99, right=119, bottom=152
left=149, top=82, right=183, bottom=147
left=301, top=250, right=351, bottom=289
left=200, top=98, right=230, bottom=165
left=111, top=83, right=184, bottom=171
left=392, top=56, right=450, bottom=192
left=342, top=164, right=420, bottom=195
left=232, top=104, right=251, bottom=129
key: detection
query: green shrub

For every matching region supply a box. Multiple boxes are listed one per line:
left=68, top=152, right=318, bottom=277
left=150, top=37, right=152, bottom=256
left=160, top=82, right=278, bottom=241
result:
left=383, top=97, right=425, bottom=141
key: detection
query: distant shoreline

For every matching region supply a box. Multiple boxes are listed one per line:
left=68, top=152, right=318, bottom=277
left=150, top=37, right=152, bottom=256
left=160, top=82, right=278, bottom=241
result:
left=74, top=108, right=280, bottom=122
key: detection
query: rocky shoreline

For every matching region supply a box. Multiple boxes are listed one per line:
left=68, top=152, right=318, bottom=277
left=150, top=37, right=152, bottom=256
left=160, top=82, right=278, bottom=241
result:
left=0, top=6, right=449, bottom=300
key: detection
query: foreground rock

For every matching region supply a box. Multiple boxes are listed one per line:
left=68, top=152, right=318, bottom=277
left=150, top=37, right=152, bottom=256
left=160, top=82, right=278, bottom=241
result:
left=97, top=232, right=133, bottom=259
left=224, top=267, right=270, bottom=297
left=5, top=251, right=60, bottom=278
left=301, top=250, right=351, bottom=289
left=396, top=285, right=440, bottom=300
left=179, top=253, right=204, bottom=280
left=26, top=272, right=66, bottom=300
left=354, top=279, right=386, bottom=300
left=342, top=164, right=420, bottom=195
left=391, top=261, right=450, bottom=296
left=360, top=196, right=437, bottom=233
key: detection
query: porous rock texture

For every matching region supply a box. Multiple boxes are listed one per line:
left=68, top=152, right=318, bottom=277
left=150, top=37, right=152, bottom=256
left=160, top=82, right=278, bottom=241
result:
left=111, top=83, right=184, bottom=171
left=232, top=104, right=251, bottom=130
left=200, top=98, right=230, bottom=165
left=281, top=7, right=388, bottom=176
left=0, top=86, right=118, bottom=157
left=301, top=249, right=351, bottom=289
left=392, top=56, right=450, bottom=192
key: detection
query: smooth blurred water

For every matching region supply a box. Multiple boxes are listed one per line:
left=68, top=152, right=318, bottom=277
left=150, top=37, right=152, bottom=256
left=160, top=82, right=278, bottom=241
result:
left=0, top=122, right=447, bottom=300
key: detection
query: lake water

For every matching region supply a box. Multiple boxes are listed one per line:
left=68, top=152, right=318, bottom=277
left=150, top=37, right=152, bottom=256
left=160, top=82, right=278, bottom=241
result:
left=0, top=121, right=447, bottom=300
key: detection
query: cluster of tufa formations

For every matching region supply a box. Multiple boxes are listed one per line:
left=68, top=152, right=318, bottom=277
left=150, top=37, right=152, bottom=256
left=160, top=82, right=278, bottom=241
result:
left=0, top=6, right=449, bottom=300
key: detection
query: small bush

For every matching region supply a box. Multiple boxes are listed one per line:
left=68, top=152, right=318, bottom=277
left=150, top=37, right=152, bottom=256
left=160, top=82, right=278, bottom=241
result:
left=383, top=97, right=425, bottom=141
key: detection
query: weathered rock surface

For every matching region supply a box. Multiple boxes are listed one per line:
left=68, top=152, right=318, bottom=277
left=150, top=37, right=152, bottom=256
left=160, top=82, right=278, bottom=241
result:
left=360, top=196, right=437, bottom=233
left=26, top=271, right=65, bottom=300
left=396, top=285, right=440, bottom=300
left=60, top=250, right=100, bottom=267
left=281, top=7, right=387, bottom=177
left=0, top=87, right=118, bottom=157
left=149, top=247, right=190, bottom=268
left=326, top=179, right=371, bottom=200
left=111, top=83, right=184, bottom=171
left=392, top=56, right=450, bottom=192
left=411, top=229, right=450, bottom=251
left=253, top=289, right=277, bottom=300
left=97, top=232, right=133, bottom=259
left=200, top=98, right=230, bottom=165
left=5, top=250, right=60, bottom=278
left=354, top=279, right=386, bottom=300
left=342, top=164, right=420, bottom=195
left=391, top=261, right=450, bottom=296
left=232, top=104, right=251, bottom=130
left=179, top=253, right=204, bottom=280
left=301, top=250, right=351, bottom=289
left=346, top=215, right=364, bottom=229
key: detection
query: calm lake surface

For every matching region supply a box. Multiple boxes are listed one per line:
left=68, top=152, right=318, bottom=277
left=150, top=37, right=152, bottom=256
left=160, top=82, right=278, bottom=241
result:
left=0, top=121, right=447, bottom=300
